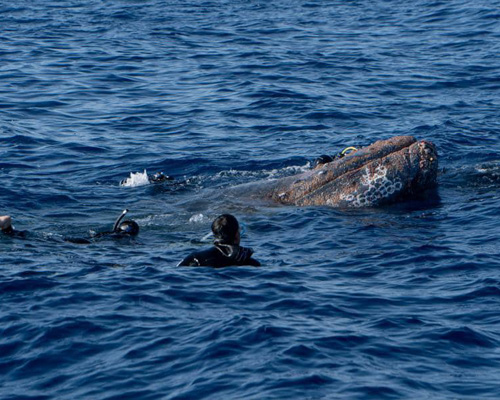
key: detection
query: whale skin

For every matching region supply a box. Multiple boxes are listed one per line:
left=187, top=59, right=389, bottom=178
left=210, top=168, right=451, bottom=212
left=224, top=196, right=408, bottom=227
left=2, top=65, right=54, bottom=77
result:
left=236, top=136, right=439, bottom=208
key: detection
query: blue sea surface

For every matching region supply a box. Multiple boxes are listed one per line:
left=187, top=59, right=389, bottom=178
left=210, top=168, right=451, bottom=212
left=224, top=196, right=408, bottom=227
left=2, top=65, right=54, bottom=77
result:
left=1, top=1, right=500, bottom=398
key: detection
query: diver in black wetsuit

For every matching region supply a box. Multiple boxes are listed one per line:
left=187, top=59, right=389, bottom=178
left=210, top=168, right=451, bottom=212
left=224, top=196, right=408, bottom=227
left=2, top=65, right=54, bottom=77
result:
left=64, top=209, right=139, bottom=243
left=0, top=215, right=27, bottom=238
left=313, top=146, right=359, bottom=168
left=120, top=171, right=175, bottom=186
left=178, top=214, right=260, bottom=268
left=1, top=210, right=139, bottom=243
left=148, top=172, right=174, bottom=184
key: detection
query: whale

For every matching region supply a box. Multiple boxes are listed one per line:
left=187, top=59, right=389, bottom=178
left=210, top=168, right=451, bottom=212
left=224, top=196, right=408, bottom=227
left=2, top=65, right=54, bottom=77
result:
left=227, top=136, right=438, bottom=207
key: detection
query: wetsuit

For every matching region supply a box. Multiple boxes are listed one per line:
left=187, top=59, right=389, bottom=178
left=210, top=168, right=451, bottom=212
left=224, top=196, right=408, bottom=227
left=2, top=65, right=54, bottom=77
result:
left=65, top=217, right=139, bottom=243
left=1, top=226, right=26, bottom=238
left=1, top=229, right=125, bottom=243
left=1, top=213, right=138, bottom=243
left=178, top=243, right=261, bottom=267
left=64, top=231, right=133, bottom=244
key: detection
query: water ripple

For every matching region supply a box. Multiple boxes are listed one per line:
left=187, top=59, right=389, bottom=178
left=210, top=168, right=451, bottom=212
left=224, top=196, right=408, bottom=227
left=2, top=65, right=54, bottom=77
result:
left=1, top=0, right=500, bottom=399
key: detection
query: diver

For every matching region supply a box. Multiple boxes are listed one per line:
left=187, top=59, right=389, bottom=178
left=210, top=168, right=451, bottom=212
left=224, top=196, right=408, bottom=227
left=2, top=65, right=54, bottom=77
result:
left=120, top=171, right=175, bottom=186
left=0, top=215, right=26, bottom=238
left=148, top=171, right=174, bottom=183
left=178, top=214, right=261, bottom=268
left=64, top=209, right=139, bottom=243
left=314, top=146, right=358, bottom=168
left=1, top=210, right=139, bottom=243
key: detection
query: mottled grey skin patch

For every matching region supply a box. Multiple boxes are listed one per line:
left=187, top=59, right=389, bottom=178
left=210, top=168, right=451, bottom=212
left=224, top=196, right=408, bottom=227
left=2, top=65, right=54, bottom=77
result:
left=341, top=165, right=404, bottom=207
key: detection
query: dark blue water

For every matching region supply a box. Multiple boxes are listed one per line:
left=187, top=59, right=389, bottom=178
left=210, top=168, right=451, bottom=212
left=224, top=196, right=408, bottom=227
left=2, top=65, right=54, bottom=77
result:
left=1, top=1, right=499, bottom=398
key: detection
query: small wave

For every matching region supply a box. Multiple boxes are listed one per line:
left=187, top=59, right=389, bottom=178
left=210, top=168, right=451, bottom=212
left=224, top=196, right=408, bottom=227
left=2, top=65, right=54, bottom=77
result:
left=0, top=134, right=48, bottom=145
left=214, top=162, right=311, bottom=181
left=437, top=327, right=497, bottom=348
left=188, top=214, right=213, bottom=241
left=120, top=170, right=150, bottom=187
left=475, top=162, right=500, bottom=182
left=188, top=213, right=206, bottom=224
left=444, top=162, right=500, bottom=188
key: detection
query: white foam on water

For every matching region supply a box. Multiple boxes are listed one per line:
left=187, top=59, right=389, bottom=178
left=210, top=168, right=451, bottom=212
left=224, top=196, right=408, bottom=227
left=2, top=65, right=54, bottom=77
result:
left=475, top=162, right=499, bottom=174
left=135, top=214, right=174, bottom=226
left=214, top=162, right=311, bottom=180
left=120, top=170, right=150, bottom=187
left=189, top=213, right=206, bottom=223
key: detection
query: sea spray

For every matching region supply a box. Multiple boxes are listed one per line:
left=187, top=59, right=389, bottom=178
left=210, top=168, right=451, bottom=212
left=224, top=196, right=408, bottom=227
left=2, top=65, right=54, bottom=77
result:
left=121, top=170, right=150, bottom=187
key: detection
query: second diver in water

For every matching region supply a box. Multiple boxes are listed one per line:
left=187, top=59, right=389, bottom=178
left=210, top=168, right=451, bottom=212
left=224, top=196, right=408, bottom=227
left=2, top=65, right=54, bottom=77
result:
left=65, top=209, right=139, bottom=243
left=178, top=214, right=260, bottom=268
left=1, top=210, right=139, bottom=243
left=0, top=215, right=26, bottom=238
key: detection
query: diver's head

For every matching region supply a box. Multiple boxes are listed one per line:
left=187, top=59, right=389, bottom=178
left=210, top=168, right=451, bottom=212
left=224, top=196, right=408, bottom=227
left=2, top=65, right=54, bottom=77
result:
left=212, top=214, right=240, bottom=245
left=116, top=220, right=139, bottom=236
left=150, top=172, right=174, bottom=183
left=112, top=209, right=139, bottom=236
left=0, top=216, right=13, bottom=233
left=314, top=154, right=334, bottom=168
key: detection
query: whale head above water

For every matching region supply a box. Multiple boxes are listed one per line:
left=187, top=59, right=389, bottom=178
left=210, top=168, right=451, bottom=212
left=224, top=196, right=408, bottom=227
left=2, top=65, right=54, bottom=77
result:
left=260, top=136, right=438, bottom=207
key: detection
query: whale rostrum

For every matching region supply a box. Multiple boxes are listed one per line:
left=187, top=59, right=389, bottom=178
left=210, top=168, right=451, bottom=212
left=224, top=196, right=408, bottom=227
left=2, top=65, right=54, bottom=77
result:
left=230, top=136, right=438, bottom=208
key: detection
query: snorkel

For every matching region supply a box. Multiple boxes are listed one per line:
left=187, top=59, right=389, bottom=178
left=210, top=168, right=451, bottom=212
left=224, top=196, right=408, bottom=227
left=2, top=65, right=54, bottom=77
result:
left=112, top=209, right=140, bottom=236
left=113, top=209, right=129, bottom=233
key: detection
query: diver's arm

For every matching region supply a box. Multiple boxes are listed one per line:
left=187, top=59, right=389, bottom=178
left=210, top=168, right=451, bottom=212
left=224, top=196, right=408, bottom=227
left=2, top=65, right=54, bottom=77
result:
left=91, top=231, right=114, bottom=239
left=177, top=253, right=201, bottom=267
left=248, top=257, right=261, bottom=267
left=64, top=237, right=92, bottom=244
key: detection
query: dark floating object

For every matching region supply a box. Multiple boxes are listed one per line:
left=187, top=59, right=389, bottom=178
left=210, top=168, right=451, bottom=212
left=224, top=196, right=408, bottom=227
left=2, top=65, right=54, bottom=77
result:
left=149, top=171, right=174, bottom=183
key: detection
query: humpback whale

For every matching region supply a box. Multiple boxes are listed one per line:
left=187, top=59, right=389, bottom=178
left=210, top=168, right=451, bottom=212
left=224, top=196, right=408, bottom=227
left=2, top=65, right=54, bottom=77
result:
left=229, top=136, right=438, bottom=207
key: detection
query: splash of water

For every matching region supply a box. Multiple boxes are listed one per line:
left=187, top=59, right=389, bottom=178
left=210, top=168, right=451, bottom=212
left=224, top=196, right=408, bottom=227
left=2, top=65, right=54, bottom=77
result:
left=189, top=213, right=205, bottom=223
left=214, top=162, right=311, bottom=180
left=120, top=170, right=150, bottom=187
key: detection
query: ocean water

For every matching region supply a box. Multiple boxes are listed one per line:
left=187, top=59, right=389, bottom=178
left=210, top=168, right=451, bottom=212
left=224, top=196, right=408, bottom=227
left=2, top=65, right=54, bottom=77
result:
left=1, top=1, right=499, bottom=399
